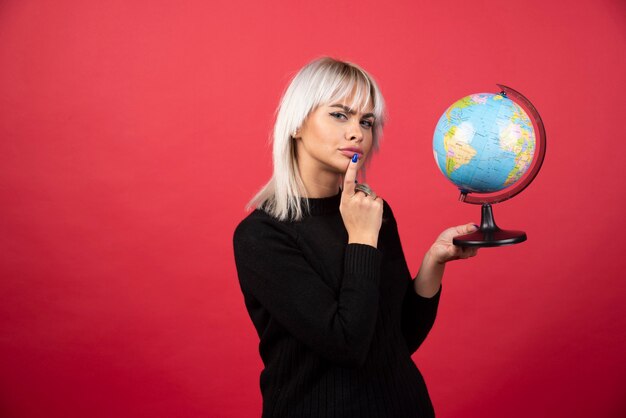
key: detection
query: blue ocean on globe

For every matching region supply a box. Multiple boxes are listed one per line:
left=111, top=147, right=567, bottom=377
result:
left=433, top=93, right=536, bottom=193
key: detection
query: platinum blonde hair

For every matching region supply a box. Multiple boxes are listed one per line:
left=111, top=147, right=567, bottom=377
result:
left=246, top=57, right=387, bottom=221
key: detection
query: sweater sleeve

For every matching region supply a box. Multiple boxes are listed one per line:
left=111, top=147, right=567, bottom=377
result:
left=401, top=282, right=441, bottom=355
left=233, top=216, right=382, bottom=368
left=382, top=202, right=442, bottom=355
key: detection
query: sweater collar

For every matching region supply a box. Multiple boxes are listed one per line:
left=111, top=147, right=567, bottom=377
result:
left=301, top=188, right=343, bottom=216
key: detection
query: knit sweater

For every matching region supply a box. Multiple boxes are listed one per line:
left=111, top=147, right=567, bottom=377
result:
left=233, top=189, right=441, bottom=417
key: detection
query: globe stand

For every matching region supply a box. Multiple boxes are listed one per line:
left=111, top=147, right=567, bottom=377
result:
left=453, top=203, right=526, bottom=247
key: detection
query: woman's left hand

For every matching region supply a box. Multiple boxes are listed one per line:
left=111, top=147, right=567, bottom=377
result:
left=429, top=223, right=480, bottom=264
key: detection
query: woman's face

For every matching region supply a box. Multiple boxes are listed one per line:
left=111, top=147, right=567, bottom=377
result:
left=295, top=98, right=375, bottom=175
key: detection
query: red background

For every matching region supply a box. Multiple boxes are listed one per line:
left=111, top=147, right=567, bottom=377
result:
left=1, top=0, right=625, bottom=417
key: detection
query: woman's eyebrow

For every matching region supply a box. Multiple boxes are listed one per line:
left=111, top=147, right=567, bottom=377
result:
left=329, top=104, right=375, bottom=119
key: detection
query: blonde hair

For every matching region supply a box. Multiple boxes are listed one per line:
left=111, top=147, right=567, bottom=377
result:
left=246, top=57, right=387, bottom=221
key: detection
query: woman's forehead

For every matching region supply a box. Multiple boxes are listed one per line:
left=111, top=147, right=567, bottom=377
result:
left=325, top=93, right=374, bottom=114
left=325, top=102, right=375, bottom=116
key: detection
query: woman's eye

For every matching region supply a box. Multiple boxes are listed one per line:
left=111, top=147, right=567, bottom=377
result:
left=329, top=112, right=347, bottom=120
left=360, top=120, right=373, bottom=129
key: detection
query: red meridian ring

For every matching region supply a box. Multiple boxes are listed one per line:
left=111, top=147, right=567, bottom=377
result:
left=460, top=84, right=547, bottom=205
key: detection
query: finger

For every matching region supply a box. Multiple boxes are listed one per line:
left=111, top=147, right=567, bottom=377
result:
left=342, top=153, right=359, bottom=196
left=458, top=248, right=472, bottom=259
left=458, top=222, right=479, bottom=235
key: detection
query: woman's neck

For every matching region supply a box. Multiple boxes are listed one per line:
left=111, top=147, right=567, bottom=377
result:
left=297, top=159, right=342, bottom=198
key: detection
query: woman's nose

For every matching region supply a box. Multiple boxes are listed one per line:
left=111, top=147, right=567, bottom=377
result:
left=346, top=119, right=363, bottom=141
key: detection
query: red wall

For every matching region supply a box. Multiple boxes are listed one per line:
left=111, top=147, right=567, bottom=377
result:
left=1, top=0, right=625, bottom=417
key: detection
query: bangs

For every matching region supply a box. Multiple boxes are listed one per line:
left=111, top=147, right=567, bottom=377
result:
left=318, top=65, right=376, bottom=115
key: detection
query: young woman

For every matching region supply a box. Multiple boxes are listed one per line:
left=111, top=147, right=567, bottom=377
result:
left=233, top=57, right=479, bottom=417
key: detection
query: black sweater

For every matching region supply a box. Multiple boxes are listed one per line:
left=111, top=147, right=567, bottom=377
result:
left=233, top=189, right=441, bottom=417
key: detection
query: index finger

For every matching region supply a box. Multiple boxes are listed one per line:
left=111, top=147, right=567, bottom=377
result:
left=342, top=153, right=359, bottom=195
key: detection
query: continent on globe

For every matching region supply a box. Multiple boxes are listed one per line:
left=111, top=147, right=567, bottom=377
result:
left=499, top=110, right=535, bottom=187
left=444, top=94, right=486, bottom=121
left=442, top=123, right=477, bottom=176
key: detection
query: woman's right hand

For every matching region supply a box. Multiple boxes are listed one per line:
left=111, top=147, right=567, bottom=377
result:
left=340, top=154, right=384, bottom=248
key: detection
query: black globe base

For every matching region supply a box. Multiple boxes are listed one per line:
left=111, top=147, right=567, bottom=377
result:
left=453, top=203, right=527, bottom=248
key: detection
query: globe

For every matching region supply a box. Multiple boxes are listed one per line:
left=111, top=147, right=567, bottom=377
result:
left=432, top=85, right=546, bottom=247
left=433, top=93, right=535, bottom=193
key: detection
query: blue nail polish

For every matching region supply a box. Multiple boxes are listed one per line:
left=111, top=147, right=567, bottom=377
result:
left=352, top=154, right=358, bottom=163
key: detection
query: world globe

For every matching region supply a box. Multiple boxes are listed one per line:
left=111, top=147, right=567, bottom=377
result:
left=433, top=92, right=535, bottom=193
left=432, top=85, right=546, bottom=247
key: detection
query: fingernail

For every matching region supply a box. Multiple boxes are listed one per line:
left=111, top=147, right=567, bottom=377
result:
left=473, top=224, right=480, bottom=229
left=352, top=154, right=358, bottom=163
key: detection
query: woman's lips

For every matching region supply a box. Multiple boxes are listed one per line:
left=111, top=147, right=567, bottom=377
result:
left=339, top=150, right=363, bottom=158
